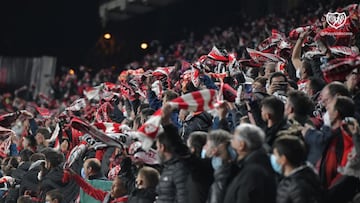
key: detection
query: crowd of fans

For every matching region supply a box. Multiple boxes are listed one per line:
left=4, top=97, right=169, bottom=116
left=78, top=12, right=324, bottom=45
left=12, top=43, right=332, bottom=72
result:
left=0, top=1, right=360, bottom=203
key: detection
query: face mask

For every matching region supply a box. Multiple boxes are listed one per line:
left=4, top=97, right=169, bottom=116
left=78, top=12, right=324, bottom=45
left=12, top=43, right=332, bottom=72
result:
left=296, top=69, right=301, bottom=79
left=270, top=154, right=282, bottom=174
left=211, top=156, right=223, bottom=171
left=323, top=111, right=331, bottom=127
left=81, top=167, right=86, bottom=179
left=201, top=149, right=207, bottom=159
left=227, top=145, right=237, bottom=161
left=37, top=171, right=42, bottom=181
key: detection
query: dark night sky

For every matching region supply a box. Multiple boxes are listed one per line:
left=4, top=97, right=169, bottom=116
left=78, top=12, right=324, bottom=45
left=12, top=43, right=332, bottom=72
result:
left=0, top=0, right=100, bottom=66
left=0, top=0, right=279, bottom=70
left=0, top=0, right=336, bottom=70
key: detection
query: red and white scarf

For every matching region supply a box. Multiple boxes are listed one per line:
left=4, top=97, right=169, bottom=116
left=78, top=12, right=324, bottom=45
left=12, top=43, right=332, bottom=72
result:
left=137, top=89, right=218, bottom=150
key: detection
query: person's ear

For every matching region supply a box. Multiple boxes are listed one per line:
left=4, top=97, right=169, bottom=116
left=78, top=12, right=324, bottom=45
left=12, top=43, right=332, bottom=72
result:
left=278, top=154, right=287, bottom=166
left=265, top=112, right=271, bottom=121
left=238, top=140, right=246, bottom=151
left=335, top=109, right=340, bottom=120
left=137, top=179, right=144, bottom=187
left=289, top=106, right=294, bottom=114
left=159, top=143, right=165, bottom=152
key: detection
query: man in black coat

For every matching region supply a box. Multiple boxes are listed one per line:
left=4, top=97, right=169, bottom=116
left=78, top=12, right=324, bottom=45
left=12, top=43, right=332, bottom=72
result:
left=155, top=124, right=190, bottom=203
left=19, top=153, right=46, bottom=197
left=223, top=123, right=276, bottom=203
left=186, top=131, right=214, bottom=203
left=273, top=136, right=323, bottom=203
left=39, top=149, right=79, bottom=203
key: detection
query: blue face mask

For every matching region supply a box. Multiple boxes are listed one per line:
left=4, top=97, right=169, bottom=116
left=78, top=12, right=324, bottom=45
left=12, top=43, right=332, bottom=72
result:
left=211, top=156, right=223, bottom=171
left=81, top=167, right=86, bottom=179
left=227, top=145, right=237, bottom=161
left=270, top=154, right=282, bottom=174
left=201, top=149, right=207, bottom=159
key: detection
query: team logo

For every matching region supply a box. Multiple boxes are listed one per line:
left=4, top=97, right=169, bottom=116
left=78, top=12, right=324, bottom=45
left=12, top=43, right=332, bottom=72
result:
left=326, top=12, right=347, bottom=29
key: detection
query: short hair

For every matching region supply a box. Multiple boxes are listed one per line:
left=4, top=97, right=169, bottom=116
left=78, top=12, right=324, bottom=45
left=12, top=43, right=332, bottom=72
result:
left=234, top=123, right=265, bottom=151
left=261, top=96, right=285, bottom=122
left=36, top=127, right=51, bottom=139
left=326, top=81, right=350, bottom=98
left=46, top=189, right=63, bottom=202
left=273, top=136, right=307, bottom=167
left=138, top=166, right=160, bottom=189
left=308, top=77, right=326, bottom=93
left=253, top=76, right=268, bottom=88
left=269, top=72, right=287, bottom=85
left=163, top=90, right=179, bottom=101
left=334, top=96, right=355, bottom=119
left=24, top=136, right=37, bottom=148
left=19, top=149, right=34, bottom=162
left=188, top=131, right=208, bottom=157
left=17, top=195, right=34, bottom=203
left=302, top=59, right=313, bottom=77
left=114, top=176, right=128, bottom=194
left=44, top=149, right=64, bottom=168
left=287, top=90, right=314, bottom=117
left=207, top=130, right=231, bottom=146
left=8, top=157, right=19, bottom=168
left=265, top=62, right=276, bottom=73
left=157, top=125, right=188, bottom=155
left=85, top=158, right=101, bottom=173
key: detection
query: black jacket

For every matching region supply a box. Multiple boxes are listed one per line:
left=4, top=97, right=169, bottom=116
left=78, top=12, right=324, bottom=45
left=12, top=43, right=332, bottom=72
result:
left=12, top=161, right=31, bottom=181
left=19, top=165, right=41, bottom=196
left=156, top=156, right=190, bottom=203
left=276, top=166, right=323, bottom=203
left=128, top=188, right=157, bottom=203
left=40, top=166, right=79, bottom=202
left=208, top=162, right=237, bottom=203
left=186, top=156, right=214, bottom=203
left=223, top=148, right=276, bottom=203
left=265, top=119, right=290, bottom=150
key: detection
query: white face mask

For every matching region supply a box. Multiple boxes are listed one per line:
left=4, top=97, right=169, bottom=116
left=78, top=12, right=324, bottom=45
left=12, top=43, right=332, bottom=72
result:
left=37, top=171, right=42, bottom=181
left=296, top=69, right=301, bottom=79
left=323, top=111, right=331, bottom=127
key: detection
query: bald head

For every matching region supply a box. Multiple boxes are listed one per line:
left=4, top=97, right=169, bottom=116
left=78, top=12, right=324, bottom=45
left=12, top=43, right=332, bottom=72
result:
left=83, top=158, right=102, bottom=179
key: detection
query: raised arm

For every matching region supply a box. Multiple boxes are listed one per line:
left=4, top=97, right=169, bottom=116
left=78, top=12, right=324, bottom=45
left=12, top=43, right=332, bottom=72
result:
left=291, top=31, right=309, bottom=71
